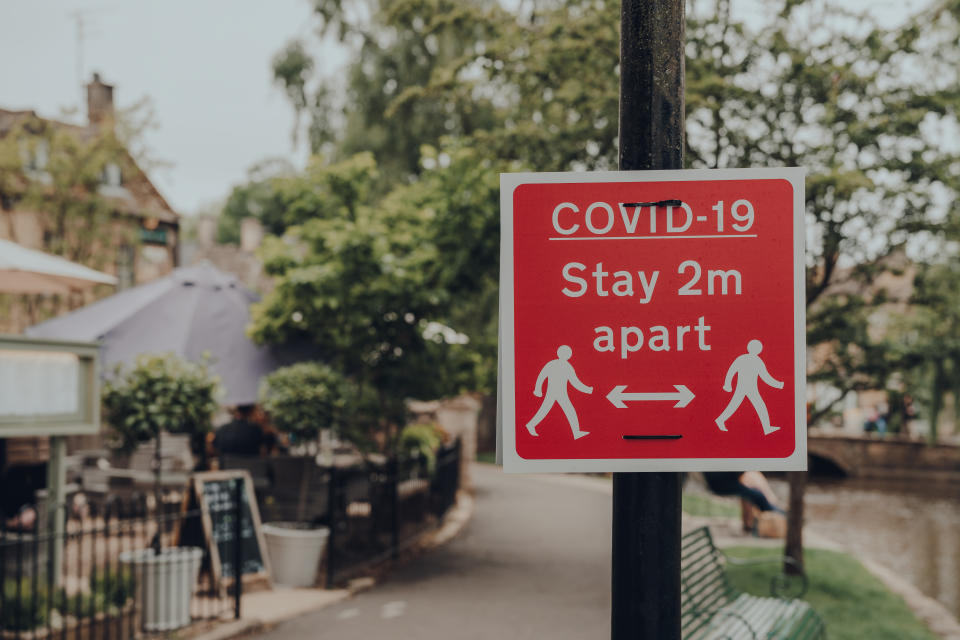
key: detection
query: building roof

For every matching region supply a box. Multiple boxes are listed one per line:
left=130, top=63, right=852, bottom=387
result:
left=0, top=107, right=179, bottom=225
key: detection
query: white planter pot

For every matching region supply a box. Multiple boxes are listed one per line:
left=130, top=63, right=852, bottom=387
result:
left=119, top=547, right=203, bottom=632
left=263, top=523, right=329, bottom=588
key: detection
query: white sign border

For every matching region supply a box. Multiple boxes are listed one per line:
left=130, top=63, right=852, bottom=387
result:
left=499, top=168, right=807, bottom=473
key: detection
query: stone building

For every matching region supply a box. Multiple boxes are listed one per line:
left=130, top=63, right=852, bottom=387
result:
left=0, top=74, right=180, bottom=478
left=0, top=73, right=179, bottom=333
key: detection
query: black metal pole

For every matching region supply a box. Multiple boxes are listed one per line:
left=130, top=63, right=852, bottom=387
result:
left=612, top=1, right=685, bottom=639
left=153, top=427, right=162, bottom=555
left=326, top=464, right=337, bottom=587
left=390, top=456, right=400, bottom=560
left=234, top=477, right=244, bottom=619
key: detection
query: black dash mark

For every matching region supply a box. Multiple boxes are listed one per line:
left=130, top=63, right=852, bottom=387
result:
left=621, top=199, right=683, bottom=208
left=622, top=434, right=683, bottom=440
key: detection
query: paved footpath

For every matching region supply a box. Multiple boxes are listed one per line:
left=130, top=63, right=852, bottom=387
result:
left=255, top=464, right=612, bottom=640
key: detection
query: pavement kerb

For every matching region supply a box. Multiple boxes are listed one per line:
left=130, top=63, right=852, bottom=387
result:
left=189, top=489, right=475, bottom=640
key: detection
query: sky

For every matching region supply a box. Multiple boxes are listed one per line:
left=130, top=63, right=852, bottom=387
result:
left=0, top=0, right=338, bottom=216
left=0, top=0, right=931, bottom=218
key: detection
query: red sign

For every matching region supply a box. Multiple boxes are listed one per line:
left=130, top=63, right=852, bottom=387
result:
left=499, top=169, right=806, bottom=472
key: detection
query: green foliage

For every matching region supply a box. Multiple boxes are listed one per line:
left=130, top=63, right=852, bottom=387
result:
left=1, top=579, right=49, bottom=631
left=0, top=107, right=153, bottom=267
left=217, top=158, right=296, bottom=243
left=259, top=361, right=357, bottom=441
left=887, top=261, right=960, bottom=440
left=681, top=492, right=740, bottom=518
left=102, top=353, right=220, bottom=453
left=250, top=153, right=474, bottom=438
left=399, top=422, right=446, bottom=472
left=217, top=154, right=379, bottom=243
left=263, top=0, right=960, bottom=418
left=475, top=450, right=497, bottom=464
left=272, top=0, right=503, bottom=184
left=57, top=590, right=108, bottom=619
left=0, top=570, right=135, bottom=631
left=725, top=547, right=938, bottom=640
left=89, top=567, right=135, bottom=610
left=686, top=0, right=959, bottom=407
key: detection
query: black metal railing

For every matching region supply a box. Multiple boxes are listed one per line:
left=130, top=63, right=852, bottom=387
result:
left=0, top=481, right=244, bottom=639
left=0, top=438, right=462, bottom=638
left=223, top=437, right=463, bottom=586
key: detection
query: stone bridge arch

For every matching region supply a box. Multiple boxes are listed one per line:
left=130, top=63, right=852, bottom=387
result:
left=807, top=437, right=856, bottom=477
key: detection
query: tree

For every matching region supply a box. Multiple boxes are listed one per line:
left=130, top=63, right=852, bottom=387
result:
left=274, top=0, right=958, bottom=404
left=0, top=115, right=131, bottom=266
left=889, top=260, right=960, bottom=441
left=258, top=361, right=388, bottom=451
left=102, top=353, right=220, bottom=454
left=249, top=153, right=483, bottom=449
left=217, top=158, right=296, bottom=244
left=272, top=0, right=504, bottom=185
left=685, top=0, right=959, bottom=571
left=264, top=0, right=960, bottom=566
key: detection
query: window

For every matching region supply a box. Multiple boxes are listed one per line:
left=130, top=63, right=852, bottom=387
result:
left=116, top=244, right=135, bottom=290
left=26, top=140, right=48, bottom=172
left=102, top=162, right=123, bottom=187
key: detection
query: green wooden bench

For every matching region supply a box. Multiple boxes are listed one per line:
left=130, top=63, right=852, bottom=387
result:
left=681, top=526, right=826, bottom=639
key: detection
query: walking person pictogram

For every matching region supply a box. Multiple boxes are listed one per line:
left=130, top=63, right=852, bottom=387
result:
left=715, top=339, right=784, bottom=436
left=526, top=345, right=593, bottom=440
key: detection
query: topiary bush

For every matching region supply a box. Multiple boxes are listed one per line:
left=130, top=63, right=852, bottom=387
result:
left=259, top=362, right=350, bottom=443
left=260, top=362, right=379, bottom=451
left=102, top=353, right=220, bottom=453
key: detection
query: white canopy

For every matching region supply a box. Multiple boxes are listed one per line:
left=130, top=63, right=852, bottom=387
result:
left=0, top=238, right=117, bottom=295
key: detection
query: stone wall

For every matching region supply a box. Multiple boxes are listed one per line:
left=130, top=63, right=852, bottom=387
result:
left=409, top=395, right=481, bottom=490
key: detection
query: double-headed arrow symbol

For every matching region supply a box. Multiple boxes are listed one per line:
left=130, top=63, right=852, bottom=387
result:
left=606, top=384, right=695, bottom=409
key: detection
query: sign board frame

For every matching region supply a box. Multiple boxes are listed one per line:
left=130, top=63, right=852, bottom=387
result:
left=499, top=168, right=806, bottom=473
left=0, top=335, right=100, bottom=437
left=177, top=470, right=272, bottom=594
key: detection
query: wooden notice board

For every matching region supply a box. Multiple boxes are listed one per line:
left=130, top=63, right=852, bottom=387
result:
left=179, top=470, right=271, bottom=592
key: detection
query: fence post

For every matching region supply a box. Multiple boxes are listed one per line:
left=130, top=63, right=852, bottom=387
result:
left=15, top=517, right=24, bottom=634
left=233, top=477, right=243, bottom=620
left=46, top=436, right=66, bottom=590
left=454, top=438, right=462, bottom=498
left=389, top=456, right=400, bottom=560
left=0, top=518, right=6, bottom=619
left=326, top=464, right=337, bottom=587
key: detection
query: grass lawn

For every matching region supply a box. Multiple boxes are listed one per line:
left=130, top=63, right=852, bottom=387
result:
left=681, top=491, right=740, bottom=518
left=476, top=451, right=497, bottom=464
left=723, top=547, right=937, bottom=640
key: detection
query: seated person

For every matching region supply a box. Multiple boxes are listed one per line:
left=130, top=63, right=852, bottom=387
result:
left=0, top=461, right=46, bottom=532
left=702, top=471, right=785, bottom=534
left=214, top=405, right=266, bottom=457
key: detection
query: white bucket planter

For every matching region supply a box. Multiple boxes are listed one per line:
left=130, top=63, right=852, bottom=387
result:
left=263, top=523, right=329, bottom=587
left=119, top=547, right=203, bottom=632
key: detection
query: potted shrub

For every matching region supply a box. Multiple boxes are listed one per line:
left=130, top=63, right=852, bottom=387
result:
left=398, top=422, right=446, bottom=476
left=102, top=353, right=218, bottom=631
left=258, top=362, right=355, bottom=587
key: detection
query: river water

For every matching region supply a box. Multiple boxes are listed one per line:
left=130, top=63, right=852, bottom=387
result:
left=798, top=478, right=960, bottom=620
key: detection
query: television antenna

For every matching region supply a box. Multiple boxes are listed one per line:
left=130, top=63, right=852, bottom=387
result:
left=67, top=6, right=113, bottom=115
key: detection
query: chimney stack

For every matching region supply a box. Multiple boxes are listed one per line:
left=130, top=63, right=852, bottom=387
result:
left=86, top=72, right=115, bottom=128
left=197, top=216, right=217, bottom=249
left=240, top=217, right=264, bottom=252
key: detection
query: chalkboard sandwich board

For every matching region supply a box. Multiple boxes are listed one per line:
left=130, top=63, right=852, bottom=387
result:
left=177, top=470, right=272, bottom=593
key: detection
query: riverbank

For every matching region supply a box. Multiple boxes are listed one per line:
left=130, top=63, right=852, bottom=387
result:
left=803, top=477, right=960, bottom=623
left=726, top=546, right=938, bottom=640
left=683, top=486, right=960, bottom=639
left=480, top=463, right=959, bottom=637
